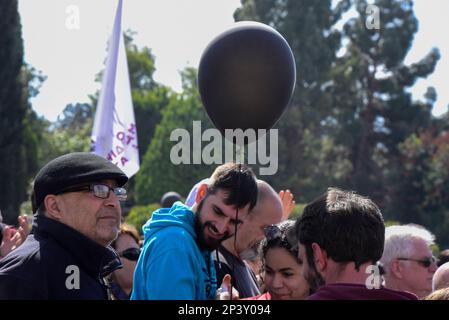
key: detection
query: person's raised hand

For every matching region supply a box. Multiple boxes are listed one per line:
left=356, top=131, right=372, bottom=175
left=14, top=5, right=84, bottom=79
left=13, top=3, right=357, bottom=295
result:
left=0, top=215, right=30, bottom=259
left=16, top=215, right=30, bottom=245
left=0, top=226, right=21, bottom=258
left=279, top=189, right=295, bottom=220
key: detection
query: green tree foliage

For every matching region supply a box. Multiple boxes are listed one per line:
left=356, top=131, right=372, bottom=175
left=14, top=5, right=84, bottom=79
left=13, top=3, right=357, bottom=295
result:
left=46, top=103, right=93, bottom=158
left=56, top=103, right=93, bottom=132
left=20, top=66, right=47, bottom=180
left=0, top=1, right=44, bottom=223
left=235, top=0, right=352, bottom=200
left=17, top=102, right=93, bottom=215
left=323, top=1, right=443, bottom=244
left=289, top=203, right=306, bottom=220
left=123, top=32, right=172, bottom=209
left=124, top=31, right=172, bottom=161
left=396, top=112, right=449, bottom=246
left=135, top=68, right=216, bottom=204
left=25, top=102, right=92, bottom=173
left=125, top=203, right=160, bottom=235
left=235, top=0, right=447, bottom=245
left=330, top=0, right=439, bottom=206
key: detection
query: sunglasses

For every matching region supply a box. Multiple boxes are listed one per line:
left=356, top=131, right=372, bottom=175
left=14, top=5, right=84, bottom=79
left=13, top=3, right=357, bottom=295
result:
left=264, top=224, right=299, bottom=255
left=57, top=184, right=127, bottom=201
left=264, top=225, right=282, bottom=241
left=118, top=247, right=141, bottom=261
left=397, top=256, right=436, bottom=268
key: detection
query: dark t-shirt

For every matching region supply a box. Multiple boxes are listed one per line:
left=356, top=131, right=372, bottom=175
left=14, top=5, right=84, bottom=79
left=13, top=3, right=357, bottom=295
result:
left=213, top=245, right=261, bottom=298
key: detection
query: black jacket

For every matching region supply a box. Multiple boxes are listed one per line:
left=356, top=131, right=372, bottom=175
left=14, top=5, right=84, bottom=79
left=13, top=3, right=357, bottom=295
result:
left=0, top=215, right=122, bottom=299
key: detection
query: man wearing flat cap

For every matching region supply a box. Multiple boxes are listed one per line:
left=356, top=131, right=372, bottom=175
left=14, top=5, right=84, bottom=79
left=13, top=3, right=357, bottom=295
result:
left=0, top=152, right=128, bottom=299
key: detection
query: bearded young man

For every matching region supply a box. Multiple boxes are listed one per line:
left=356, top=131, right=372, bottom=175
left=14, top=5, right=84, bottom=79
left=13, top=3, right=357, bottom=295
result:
left=131, top=163, right=258, bottom=300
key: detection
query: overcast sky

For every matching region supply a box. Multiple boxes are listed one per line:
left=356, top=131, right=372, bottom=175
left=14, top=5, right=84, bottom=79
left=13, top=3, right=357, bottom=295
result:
left=18, top=0, right=449, bottom=122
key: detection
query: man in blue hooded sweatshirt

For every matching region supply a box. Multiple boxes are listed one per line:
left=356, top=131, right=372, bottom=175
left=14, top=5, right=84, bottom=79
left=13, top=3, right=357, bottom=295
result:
left=131, top=163, right=258, bottom=300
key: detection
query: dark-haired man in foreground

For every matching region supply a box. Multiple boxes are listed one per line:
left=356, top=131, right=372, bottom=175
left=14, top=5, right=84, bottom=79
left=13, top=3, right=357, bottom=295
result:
left=293, top=187, right=417, bottom=300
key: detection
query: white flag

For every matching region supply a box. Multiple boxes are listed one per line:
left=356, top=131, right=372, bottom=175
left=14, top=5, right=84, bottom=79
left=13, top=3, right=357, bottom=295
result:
left=91, top=0, right=139, bottom=178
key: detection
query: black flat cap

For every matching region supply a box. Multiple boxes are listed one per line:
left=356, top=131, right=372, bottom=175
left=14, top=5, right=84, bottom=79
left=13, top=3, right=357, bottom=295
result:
left=32, top=152, right=128, bottom=213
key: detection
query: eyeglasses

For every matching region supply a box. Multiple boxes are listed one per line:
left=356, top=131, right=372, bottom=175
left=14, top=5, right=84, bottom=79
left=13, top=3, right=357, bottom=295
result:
left=57, top=184, right=127, bottom=201
left=397, top=256, right=436, bottom=268
left=264, top=224, right=299, bottom=255
left=118, top=247, right=141, bottom=261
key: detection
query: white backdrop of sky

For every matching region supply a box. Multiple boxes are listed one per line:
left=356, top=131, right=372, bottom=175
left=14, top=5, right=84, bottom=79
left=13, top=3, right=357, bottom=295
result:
left=18, top=0, right=449, bottom=122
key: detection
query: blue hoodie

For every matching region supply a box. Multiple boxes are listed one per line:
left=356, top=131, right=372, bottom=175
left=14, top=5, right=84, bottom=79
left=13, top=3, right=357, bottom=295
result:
left=131, top=202, right=217, bottom=300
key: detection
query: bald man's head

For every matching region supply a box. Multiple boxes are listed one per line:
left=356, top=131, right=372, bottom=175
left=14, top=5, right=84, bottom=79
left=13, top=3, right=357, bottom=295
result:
left=252, top=180, right=283, bottom=219
left=222, top=180, right=283, bottom=257
left=433, top=262, right=449, bottom=291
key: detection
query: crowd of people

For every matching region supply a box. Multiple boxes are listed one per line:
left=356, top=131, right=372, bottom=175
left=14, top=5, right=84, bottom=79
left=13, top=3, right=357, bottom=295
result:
left=0, top=151, right=448, bottom=300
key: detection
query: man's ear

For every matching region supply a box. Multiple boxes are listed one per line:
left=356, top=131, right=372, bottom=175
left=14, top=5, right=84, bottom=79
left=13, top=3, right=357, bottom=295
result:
left=311, top=242, right=328, bottom=273
left=195, top=183, right=208, bottom=205
left=44, top=195, right=63, bottom=220
left=390, top=259, right=403, bottom=279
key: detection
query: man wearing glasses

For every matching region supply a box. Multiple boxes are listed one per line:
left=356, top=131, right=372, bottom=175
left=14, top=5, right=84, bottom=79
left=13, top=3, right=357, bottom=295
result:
left=0, top=152, right=128, bottom=299
left=380, top=224, right=438, bottom=298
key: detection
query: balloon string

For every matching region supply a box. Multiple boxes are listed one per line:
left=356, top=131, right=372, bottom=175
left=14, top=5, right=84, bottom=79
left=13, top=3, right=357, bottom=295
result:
left=231, top=163, right=242, bottom=300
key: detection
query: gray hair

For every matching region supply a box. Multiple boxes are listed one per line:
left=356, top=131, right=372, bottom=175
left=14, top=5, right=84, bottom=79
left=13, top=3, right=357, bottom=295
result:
left=433, top=262, right=449, bottom=291
left=380, top=224, right=435, bottom=275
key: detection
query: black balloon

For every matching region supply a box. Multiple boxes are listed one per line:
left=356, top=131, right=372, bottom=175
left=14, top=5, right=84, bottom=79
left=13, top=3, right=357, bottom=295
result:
left=198, top=21, right=296, bottom=138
